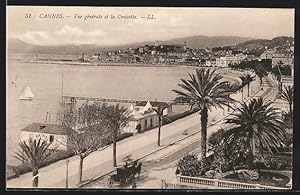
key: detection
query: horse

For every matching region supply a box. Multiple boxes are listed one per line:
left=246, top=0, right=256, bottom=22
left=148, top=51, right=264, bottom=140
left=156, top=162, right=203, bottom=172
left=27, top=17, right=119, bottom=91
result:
left=134, top=162, right=142, bottom=179
left=128, top=161, right=142, bottom=179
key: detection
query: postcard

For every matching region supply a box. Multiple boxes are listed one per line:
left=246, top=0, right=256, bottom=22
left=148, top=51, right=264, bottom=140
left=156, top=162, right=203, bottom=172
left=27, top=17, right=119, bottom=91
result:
left=6, top=6, right=294, bottom=190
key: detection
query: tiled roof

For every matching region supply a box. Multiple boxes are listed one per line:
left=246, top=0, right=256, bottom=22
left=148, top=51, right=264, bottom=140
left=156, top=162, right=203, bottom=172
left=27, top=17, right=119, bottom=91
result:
left=21, top=123, right=73, bottom=135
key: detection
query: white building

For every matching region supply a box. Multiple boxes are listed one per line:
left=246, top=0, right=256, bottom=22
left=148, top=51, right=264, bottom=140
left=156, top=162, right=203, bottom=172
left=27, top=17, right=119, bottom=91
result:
left=216, top=56, right=239, bottom=67
left=122, top=101, right=172, bottom=134
left=236, top=53, right=247, bottom=62
left=205, top=58, right=217, bottom=67
left=216, top=57, right=226, bottom=67
left=271, top=54, right=294, bottom=67
left=21, top=123, right=73, bottom=151
left=260, top=50, right=276, bottom=60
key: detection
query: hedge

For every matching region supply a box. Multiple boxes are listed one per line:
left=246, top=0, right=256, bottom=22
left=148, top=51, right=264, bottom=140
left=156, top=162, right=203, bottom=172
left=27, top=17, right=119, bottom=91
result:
left=162, top=108, right=198, bottom=125
left=255, top=154, right=292, bottom=171
left=8, top=132, right=133, bottom=180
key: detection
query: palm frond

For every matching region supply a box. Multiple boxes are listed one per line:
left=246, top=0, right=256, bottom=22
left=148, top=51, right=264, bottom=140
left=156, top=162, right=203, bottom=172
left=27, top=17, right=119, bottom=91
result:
left=224, top=97, right=285, bottom=155
left=173, top=68, right=235, bottom=111
left=15, top=138, right=52, bottom=169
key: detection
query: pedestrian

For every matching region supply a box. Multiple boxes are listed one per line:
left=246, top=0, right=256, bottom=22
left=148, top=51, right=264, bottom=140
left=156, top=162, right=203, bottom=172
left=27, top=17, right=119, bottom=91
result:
left=132, top=182, right=137, bottom=189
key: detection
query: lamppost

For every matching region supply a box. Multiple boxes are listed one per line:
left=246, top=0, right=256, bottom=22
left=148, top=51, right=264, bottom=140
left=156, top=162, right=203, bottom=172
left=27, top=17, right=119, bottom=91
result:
left=65, top=159, right=69, bottom=188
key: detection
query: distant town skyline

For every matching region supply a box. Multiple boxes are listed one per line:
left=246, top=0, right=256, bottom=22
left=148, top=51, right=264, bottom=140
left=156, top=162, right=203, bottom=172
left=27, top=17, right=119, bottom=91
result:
left=7, top=6, right=294, bottom=46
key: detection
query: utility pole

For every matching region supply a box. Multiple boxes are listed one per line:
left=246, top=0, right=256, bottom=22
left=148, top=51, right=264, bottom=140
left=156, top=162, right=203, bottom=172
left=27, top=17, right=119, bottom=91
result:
left=61, top=72, right=64, bottom=104
left=65, top=159, right=69, bottom=188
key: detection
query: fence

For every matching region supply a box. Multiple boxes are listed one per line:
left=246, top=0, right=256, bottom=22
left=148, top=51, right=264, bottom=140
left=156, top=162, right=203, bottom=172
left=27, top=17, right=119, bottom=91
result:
left=161, top=175, right=289, bottom=190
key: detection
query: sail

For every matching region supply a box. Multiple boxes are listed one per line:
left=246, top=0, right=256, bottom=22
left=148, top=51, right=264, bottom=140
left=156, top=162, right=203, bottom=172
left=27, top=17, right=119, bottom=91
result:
left=19, top=86, right=34, bottom=100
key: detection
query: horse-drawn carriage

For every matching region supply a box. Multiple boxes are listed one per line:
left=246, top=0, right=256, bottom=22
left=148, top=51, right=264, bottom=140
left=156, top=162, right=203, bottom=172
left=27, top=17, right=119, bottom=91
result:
left=107, top=156, right=142, bottom=188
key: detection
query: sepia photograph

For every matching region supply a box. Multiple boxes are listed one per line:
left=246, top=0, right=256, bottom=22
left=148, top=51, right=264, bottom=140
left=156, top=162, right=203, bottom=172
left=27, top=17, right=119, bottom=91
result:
left=6, top=6, right=294, bottom=190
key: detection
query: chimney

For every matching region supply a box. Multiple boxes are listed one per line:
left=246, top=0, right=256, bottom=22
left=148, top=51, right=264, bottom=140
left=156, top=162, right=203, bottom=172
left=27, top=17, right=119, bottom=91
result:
left=40, top=124, right=46, bottom=130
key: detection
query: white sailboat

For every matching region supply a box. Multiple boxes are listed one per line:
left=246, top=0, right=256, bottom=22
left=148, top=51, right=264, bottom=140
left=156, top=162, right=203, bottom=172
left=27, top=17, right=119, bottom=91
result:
left=19, top=86, right=34, bottom=101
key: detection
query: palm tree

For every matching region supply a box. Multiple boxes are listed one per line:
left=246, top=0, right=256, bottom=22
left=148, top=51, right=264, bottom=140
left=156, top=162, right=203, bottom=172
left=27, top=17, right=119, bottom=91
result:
left=280, top=85, right=293, bottom=114
left=254, top=66, right=268, bottom=86
left=152, top=104, right=170, bottom=146
left=173, top=68, right=235, bottom=159
left=244, top=74, right=255, bottom=97
left=14, top=138, right=53, bottom=188
left=223, top=98, right=285, bottom=165
left=239, top=75, right=247, bottom=100
left=105, top=104, right=130, bottom=167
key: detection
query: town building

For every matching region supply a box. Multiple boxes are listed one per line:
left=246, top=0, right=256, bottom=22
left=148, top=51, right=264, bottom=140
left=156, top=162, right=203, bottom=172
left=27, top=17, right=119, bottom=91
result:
left=205, top=58, right=217, bottom=67
left=167, top=56, right=183, bottom=64
left=135, top=101, right=172, bottom=116
left=216, top=57, right=225, bottom=67
left=271, top=53, right=294, bottom=67
left=216, top=56, right=238, bottom=67
left=138, top=47, right=144, bottom=54
left=199, top=59, right=206, bottom=66
left=122, top=101, right=172, bottom=134
left=235, top=53, right=247, bottom=62
left=20, top=123, right=73, bottom=151
left=260, top=49, right=276, bottom=60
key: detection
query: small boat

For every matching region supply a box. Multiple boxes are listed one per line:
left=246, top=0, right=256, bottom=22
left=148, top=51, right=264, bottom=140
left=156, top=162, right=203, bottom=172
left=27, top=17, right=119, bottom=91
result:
left=19, top=86, right=34, bottom=101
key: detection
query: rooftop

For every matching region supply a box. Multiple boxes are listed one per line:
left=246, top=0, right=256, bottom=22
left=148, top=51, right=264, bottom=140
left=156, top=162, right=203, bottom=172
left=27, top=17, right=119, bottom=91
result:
left=21, top=123, right=73, bottom=135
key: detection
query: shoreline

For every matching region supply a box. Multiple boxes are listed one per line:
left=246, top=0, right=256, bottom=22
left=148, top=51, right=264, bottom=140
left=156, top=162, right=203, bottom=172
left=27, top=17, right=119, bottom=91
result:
left=17, top=59, right=201, bottom=68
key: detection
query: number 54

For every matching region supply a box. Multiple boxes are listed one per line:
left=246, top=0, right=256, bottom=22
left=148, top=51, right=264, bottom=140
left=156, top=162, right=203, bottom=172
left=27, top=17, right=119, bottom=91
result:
left=25, top=13, right=32, bottom=18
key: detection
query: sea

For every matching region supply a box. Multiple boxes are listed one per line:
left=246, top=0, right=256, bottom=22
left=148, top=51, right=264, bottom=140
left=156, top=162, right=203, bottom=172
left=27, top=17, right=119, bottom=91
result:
left=7, top=53, right=200, bottom=166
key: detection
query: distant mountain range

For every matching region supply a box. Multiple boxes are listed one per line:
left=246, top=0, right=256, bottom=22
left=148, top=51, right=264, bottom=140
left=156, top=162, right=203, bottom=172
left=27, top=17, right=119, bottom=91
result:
left=8, top=35, right=253, bottom=55
left=7, top=35, right=294, bottom=55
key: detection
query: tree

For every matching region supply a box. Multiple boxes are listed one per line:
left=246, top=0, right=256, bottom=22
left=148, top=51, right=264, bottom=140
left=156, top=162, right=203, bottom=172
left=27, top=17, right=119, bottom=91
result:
left=173, top=68, right=235, bottom=159
left=62, top=102, right=110, bottom=184
left=243, top=74, right=255, bottom=97
left=254, top=65, right=268, bottom=86
left=281, top=85, right=293, bottom=114
left=15, top=138, right=53, bottom=188
left=104, top=104, right=130, bottom=167
left=152, top=104, right=170, bottom=146
left=223, top=98, right=285, bottom=166
left=239, top=75, right=247, bottom=100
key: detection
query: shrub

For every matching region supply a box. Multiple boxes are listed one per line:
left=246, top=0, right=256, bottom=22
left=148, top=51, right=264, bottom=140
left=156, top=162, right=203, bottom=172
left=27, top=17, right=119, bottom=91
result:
left=176, top=154, right=201, bottom=177
left=254, top=154, right=291, bottom=170
left=162, top=108, right=198, bottom=125
left=117, top=132, right=133, bottom=142
left=208, top=128, right=226, bottom=154
left=176, top=154, right=211, bottom=177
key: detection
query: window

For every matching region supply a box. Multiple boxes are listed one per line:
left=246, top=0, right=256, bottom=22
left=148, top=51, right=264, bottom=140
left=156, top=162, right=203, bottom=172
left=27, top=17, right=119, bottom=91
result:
left=150, top=118, right=153, bottom=128
left=49, top=135, right=54, bottom=143
left=144, top=120, right=147, bottom=130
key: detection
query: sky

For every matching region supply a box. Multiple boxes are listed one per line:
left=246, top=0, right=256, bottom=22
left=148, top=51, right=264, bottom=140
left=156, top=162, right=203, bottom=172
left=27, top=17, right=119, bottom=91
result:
left=7, top=6, right=295, bottom=46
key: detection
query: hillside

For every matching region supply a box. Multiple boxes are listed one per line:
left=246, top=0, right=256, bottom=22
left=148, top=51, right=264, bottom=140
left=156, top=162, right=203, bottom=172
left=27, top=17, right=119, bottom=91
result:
left=235, top=36, right=294, bottom=51
left=163, top=35, right=252, bottom=49
left=8, top=35, right=253, bottom=55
